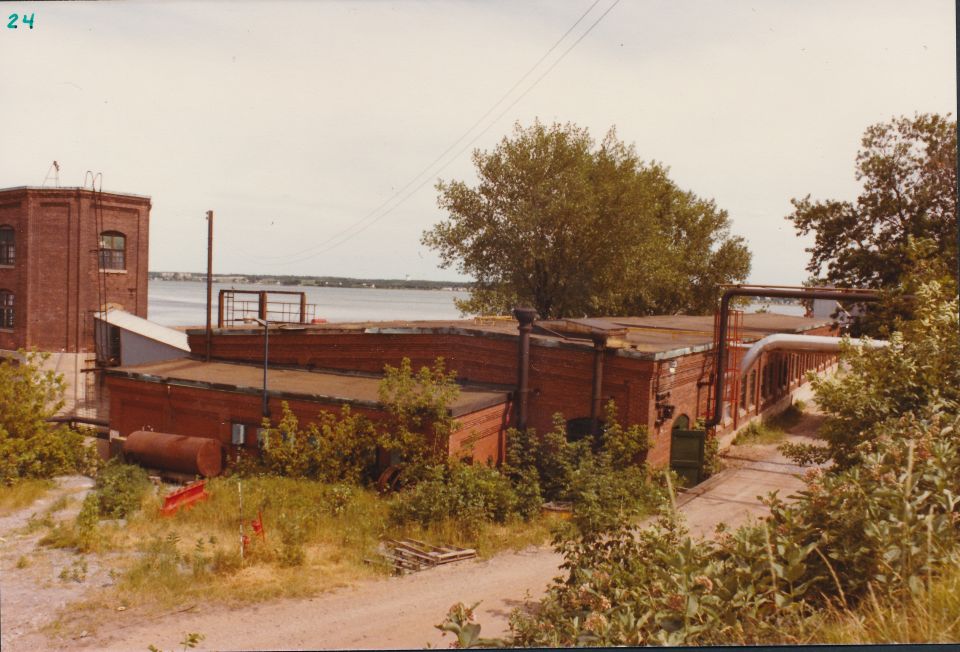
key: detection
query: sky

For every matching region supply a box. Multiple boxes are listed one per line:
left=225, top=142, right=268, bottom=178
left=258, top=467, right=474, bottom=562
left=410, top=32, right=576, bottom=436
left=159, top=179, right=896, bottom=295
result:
left=1, top=0, right=955, bottom=284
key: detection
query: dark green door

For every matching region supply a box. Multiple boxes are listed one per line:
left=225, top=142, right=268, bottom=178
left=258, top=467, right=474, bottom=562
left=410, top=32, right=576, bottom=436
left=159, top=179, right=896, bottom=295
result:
left=670, top=429, right=706, bottom=487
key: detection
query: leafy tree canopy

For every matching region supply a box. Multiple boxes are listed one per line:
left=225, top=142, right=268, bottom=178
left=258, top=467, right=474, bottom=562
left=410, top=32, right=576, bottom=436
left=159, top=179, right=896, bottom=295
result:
left=423, top=120, right=751, bottom=318
left=786, top=113, right=958, bottom=307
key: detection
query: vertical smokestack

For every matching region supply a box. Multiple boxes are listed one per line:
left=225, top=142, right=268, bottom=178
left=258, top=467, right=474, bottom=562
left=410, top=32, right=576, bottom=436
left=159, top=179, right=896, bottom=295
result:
left=512, top=306, right=539, bottom=430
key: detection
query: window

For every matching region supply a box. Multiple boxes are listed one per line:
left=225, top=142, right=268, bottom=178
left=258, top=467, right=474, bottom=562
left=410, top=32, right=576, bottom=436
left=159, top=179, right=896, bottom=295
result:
left=0, top=290, right=13, bottom=328
left=0, top=226, right=13, bottom=265
left=99, top=231, right=126, bottom=270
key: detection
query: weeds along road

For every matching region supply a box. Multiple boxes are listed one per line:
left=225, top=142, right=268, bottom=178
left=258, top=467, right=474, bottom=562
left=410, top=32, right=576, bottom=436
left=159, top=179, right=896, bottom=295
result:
left=6, top=410, right=824, bottom=651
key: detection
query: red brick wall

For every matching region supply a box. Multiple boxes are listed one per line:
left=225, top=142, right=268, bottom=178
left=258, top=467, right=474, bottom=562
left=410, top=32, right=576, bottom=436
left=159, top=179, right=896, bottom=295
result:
left=180, top=323, right=841, bottom=472
left=449, top=399, right=513, bottom=464
left=0, top=195, right=26, bottom=350
left=107, top=373, right=512, bottom=465
left=0, top=188, right=150, bottom=353
left=106, top=375, right=386, bottom=447
left=189, top=328, right=657, bottom=438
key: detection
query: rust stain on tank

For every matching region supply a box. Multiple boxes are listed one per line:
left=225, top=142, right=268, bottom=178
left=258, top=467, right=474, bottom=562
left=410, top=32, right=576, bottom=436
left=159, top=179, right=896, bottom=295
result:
left=123, top=430, right=223, bottom=477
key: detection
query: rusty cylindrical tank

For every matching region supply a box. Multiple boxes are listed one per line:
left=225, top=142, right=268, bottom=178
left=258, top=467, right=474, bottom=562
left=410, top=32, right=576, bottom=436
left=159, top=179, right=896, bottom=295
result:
left=123, top=431, right=223, bottom=477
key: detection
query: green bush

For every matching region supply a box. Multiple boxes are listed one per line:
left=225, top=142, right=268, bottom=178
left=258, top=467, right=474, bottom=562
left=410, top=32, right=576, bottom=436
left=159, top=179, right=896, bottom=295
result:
left=92, top=460, right=152, bottom=519
left=0, top=350, right=100, bottom=482
left=259, top=402, right=379, bottom=484
left=446, top=280, right=960, bottom=646
left=791, top=279, right=959, bottom=469
left=389, top=462, right=518, bottom=531
left=377, top=357, right=461, bottom=482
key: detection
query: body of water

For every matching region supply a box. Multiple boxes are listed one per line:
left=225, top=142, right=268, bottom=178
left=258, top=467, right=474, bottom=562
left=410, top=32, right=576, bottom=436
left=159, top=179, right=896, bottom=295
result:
left=148, top=280, right=471, bottom=327
left=148, top=280, right=807, bottom=327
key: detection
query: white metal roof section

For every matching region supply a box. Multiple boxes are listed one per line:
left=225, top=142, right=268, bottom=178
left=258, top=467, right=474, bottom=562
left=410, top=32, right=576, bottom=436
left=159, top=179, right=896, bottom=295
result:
left=96, top=309, right=190, bottom=351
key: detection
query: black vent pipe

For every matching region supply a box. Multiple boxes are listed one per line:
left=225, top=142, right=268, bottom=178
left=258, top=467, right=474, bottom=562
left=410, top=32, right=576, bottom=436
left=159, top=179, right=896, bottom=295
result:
left=708, top=286, right=882, bottom=428
left=512, top=306, right=539, bottom=430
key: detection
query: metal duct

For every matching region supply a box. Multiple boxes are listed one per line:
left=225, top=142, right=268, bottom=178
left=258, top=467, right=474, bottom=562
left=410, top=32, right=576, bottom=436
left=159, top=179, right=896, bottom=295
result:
left=739, top=333, right=889, bottom=380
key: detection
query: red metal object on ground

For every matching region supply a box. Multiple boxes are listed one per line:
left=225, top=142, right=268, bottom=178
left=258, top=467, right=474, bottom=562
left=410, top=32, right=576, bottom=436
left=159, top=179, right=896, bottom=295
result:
left=160, top=480, right=209, bottom=516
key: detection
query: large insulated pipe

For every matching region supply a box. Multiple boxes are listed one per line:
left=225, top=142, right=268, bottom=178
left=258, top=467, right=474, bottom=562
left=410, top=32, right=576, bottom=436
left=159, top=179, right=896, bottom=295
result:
left=123, top=431, right=224, bottom=477
left=708, top=286, right=882, bottom=428
left=739, top=334, right=889, bottom=380
left=513, top=306, right=539, bottom=430
left=590, top=334, right=607, bottom=435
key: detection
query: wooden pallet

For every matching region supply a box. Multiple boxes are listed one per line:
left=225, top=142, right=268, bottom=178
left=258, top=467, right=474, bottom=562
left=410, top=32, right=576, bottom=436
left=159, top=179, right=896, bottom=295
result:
left=372, top=538, right=477, bottom=574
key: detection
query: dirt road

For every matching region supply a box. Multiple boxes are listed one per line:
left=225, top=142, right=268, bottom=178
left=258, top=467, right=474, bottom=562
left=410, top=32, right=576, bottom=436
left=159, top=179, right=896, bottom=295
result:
left=3, top=411, right=823, bottom=651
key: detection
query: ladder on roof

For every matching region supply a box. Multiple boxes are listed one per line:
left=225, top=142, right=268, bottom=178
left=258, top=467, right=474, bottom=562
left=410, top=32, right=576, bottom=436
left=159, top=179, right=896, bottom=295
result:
left=711, top=308, right=743, bottom=428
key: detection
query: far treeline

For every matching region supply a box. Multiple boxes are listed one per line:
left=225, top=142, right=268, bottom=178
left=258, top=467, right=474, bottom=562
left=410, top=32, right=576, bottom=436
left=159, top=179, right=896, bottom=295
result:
left=148, top=272, right=472, bottom=292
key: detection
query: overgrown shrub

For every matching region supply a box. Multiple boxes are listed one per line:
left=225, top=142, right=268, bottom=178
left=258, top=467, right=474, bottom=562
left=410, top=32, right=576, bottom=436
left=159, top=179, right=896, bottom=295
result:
left=90, top=459, right=152, bottom=519
left=378, top=357, right=461, bottom=482
left=0, top=350, right=100, bottom=482
left=259, top=402, right=379, bottom=484
left=389, top=462, right=518, bottom=533
left=469, top=410, right=960, bottom=647
left=788, top=279, right=959, bottom=469
left=445, top=289, right=960, bottom=646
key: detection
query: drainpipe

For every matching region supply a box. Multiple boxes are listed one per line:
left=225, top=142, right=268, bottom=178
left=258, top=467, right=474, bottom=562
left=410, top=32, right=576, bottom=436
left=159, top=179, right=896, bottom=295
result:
left=590, top=333, right=607, bottom=435
left=708, top=286, right=882, bottom=428
left=512, top=306, right=539, bottom=430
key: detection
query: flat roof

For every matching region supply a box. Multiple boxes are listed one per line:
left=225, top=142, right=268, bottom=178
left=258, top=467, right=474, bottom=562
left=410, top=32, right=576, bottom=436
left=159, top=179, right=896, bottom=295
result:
left=189, top=312, right=832, bottom=360
left=0, top=186, right=151, bottom=200
left=105, top=358, right=509, bottom=417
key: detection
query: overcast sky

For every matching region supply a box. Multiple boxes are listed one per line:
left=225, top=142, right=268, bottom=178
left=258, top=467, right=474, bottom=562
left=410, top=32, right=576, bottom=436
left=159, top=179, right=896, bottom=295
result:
left=1, top=0, right=954, bottom=284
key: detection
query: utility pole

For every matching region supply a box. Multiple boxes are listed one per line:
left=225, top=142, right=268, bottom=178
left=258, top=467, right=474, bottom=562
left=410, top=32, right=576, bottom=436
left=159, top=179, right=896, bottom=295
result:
left=205, top=210, right=214, bottom=362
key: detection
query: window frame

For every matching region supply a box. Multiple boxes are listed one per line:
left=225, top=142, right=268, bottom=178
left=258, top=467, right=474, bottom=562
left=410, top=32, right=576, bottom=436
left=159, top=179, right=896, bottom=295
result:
left=0, top=289, right=13, bottom=329
left=98, top=231, right=126, bottom=271
left=0, top=225, right=14, bottom=266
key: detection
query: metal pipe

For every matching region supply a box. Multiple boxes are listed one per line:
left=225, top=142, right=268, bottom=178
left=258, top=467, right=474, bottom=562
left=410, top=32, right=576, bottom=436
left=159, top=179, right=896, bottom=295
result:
left=259, top=318, right=270, bottom=419
left=205, top=210, right=214, bottom=362
left=708, top=286, right=882, bottom=428
left=590, top=334, right=607, bottom=435
left=739, top=333, right=888, bottom=378
left=512, top=306, right=539, bottom=430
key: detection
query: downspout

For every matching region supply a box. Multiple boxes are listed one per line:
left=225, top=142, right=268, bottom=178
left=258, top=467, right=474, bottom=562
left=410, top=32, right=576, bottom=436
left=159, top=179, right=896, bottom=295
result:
left=590, top=333, right=607, bottom=435
left=708, top=286, right=882, bottom=428
left=512, top=306, right=539, bottom=430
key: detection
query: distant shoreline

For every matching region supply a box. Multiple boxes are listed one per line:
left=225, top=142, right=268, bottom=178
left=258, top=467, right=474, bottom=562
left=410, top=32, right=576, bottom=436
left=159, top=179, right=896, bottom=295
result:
left=148, top=272, right=472, bottom=292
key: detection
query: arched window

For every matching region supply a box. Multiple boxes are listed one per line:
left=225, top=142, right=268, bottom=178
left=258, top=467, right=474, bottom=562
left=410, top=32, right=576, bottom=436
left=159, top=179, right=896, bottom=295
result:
left=0, top=290, right=13, bottom=328
left=0, top=226, right=13, bottom=265
left=99, top=231, right=126, bottom=270
left=672, top=414, right=690, bottom=431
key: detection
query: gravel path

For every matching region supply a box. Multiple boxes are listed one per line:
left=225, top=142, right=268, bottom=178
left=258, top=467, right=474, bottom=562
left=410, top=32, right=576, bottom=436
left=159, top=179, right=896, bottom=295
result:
left=2, top=411, right=824, bottom=651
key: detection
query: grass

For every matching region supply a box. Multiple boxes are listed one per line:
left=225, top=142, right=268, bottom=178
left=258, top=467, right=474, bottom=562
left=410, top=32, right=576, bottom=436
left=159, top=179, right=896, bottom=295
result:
left=36, top=474, right=555, bottom=623
left=797, top=561, right=960, bottom=644
left=733, top=401, right=806, bottom=446
left=0, top=479, right=54, bottom=515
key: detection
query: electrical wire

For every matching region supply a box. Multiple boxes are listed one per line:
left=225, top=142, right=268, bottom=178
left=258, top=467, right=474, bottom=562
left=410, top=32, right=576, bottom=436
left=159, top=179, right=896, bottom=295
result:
left=268, top=0, right=622, bottom=267
left=240, top=0, right=619, bottom=265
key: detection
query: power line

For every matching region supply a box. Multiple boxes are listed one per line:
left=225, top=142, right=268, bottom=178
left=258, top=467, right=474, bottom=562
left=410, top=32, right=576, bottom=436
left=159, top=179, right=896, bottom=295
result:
left=242, top=0, right=615, bottom=265
left=268, top=0, right=622, bottom=267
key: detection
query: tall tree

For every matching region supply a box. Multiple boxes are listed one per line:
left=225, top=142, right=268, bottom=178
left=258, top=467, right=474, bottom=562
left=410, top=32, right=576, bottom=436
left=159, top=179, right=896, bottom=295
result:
left=423, top=121, right=751, bottom=318
left=787, top=113, right=958, bottom=292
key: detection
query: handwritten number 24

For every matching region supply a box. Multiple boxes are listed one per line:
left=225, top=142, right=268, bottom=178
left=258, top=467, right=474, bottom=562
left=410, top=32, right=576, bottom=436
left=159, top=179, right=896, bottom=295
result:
left=8, top=14, right=35, bottom=29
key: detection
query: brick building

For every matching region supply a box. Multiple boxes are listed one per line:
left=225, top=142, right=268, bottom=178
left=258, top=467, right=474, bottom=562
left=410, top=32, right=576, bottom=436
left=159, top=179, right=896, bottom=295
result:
left=105, top=313, right=836, bottom=472
left=0, top=186, right=151, bottom=353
